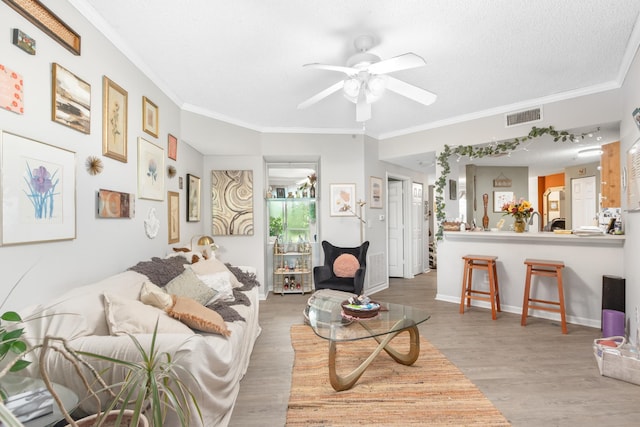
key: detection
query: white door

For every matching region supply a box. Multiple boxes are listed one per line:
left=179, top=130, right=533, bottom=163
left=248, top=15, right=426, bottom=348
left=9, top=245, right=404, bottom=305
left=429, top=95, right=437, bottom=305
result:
left=411, top=183, right=424, bottom=275
left=572, top=176, right=597, bottom=228
left=388, top=180, right=404, bottom=277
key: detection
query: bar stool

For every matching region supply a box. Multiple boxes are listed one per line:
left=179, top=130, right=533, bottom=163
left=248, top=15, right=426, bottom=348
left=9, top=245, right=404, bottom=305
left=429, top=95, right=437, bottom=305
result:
left=459, top=255, right=501, bottom=320
left=521, top=259, right=567, bottom=334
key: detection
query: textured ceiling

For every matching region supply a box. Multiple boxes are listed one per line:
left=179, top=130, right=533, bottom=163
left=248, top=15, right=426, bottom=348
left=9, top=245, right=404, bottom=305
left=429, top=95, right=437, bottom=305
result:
left=72, top=1, right=640, bottom=156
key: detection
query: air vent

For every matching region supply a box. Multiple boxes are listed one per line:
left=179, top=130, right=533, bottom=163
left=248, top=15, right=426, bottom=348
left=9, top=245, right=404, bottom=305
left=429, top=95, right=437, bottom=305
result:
left=505, top=107, right=542, bottom=127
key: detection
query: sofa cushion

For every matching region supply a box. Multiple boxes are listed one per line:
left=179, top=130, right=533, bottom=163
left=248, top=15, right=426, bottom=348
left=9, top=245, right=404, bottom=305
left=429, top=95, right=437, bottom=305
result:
left=198, top=271, right=235, bottom=302
left=165, top=269, right=217, bottom=305
left=103, top=293, right=194, bottom=336
left=167, top=295, right=231, bottom=336
left=189, top=257, right=242, bottom=289
left=333, top=253, right=360, bottom=278
left=140, top=281, right=173, bottom=310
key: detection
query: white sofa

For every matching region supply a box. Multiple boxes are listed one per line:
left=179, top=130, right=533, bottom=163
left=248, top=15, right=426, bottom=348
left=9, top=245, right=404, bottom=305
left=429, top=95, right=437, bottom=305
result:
left=20, top=257, right=261, bottom=426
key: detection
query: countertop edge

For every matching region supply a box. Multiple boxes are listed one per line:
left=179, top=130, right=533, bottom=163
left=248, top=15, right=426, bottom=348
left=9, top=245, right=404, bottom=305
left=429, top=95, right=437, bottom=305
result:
left=443, top=231, right=625, bottom=246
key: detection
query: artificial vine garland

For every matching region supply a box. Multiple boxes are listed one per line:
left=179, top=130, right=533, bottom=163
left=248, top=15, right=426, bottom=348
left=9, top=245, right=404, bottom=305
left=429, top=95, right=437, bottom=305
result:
left=434, top=125, right=593, bottom=239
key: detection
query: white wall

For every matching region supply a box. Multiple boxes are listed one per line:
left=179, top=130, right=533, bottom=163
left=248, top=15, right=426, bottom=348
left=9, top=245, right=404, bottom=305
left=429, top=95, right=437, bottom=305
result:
left=0, top=2, right=204, bottom=311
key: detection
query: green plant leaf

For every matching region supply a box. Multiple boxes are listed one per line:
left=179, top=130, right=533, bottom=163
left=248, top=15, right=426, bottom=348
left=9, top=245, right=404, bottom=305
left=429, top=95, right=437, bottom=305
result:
left=1, top=312, right=21, bottom=322
left=9, top=359, right=31, bottom=372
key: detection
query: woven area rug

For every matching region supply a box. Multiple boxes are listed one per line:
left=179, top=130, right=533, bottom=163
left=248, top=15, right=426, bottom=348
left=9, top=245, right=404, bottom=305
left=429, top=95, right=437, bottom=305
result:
left=286, top=324, right=510, bottom=426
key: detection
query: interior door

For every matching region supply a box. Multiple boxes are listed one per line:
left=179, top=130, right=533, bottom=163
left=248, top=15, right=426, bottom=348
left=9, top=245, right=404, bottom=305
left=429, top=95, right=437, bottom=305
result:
left=571, top=176, right=597, bottom=228
left=388, top=180, right=404, bottom=277
left=411, top=183, right=424, bottom=275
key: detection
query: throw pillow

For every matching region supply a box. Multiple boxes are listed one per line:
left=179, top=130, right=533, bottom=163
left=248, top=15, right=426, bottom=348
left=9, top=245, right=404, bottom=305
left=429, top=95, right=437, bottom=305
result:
left=189, top=257, right=243, bottom=289
left=168, top=295, right=231, bottom=336
left=197, top=271, right=235, bottom=302
left=165, top=269, right=217, bottom=306
left=140, top=281, right=173, bottom=310
left=333, top=253, right=360, bottom=278
left=103, top=293, right=194, bottom=336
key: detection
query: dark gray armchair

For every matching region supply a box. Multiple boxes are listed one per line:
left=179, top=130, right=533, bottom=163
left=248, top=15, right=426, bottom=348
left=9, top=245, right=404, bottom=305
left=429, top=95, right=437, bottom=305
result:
left=313, top=241, right=369, bottom=295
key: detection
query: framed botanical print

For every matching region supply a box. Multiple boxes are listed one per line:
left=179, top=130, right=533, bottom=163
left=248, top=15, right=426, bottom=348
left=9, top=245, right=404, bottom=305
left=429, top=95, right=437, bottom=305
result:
left=142, top=96, right=159, bottom=138
left=330, top=183, right=356, bottom=216
left=137, top=137, right=164, bottom=200
left=51, top=63, right=90, bottom=134
left=493, top=191, right=514, bottom=212
left=102, top=76, right=128, bottom=162
left=168, top=191, right=180, bottom=243
left=1, top=131, right=76, bottom=244
left=187, top=173, right=201, bottom=222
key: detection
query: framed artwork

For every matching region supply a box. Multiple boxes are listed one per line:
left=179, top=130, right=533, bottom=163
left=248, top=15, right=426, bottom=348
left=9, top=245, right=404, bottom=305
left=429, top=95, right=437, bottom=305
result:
left=549, top=200, right=559, bottom=211
left=493, top=191, right=514, bottom=212
left=137, top=137, right=164, bottom=201
left=211, top=170, right=254, bottom=235
left=449, top=179, right=457, bottom=200
left=97, top=189, right=134, bottom=218
left=0, top=63, right=24, bottom=114
left=330, top=183, right=356, bottom=216
left=1, top=0, right=81, bottom=55
left=168, top=133, right=178, bottom=160
left=12, top=29, right=35, bottom=55
left=187, top=174, right=201, bottom=222
left=102, top=76, right=128, bottom=162
left=51, top=63, right=90, bottom=134
left=168, top=191, right=180, bottom=243
left=370, top=176, right=383, bottom=209
left=276, top=187, right=285, bottom=198
left=142, top=96, right=159, bottom=138
left=1, top=131, right=76, bottom=245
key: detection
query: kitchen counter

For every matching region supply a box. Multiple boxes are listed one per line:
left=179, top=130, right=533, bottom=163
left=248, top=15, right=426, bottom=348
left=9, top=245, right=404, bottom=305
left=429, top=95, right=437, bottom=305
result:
left=436, top=231, right=625, bottom=328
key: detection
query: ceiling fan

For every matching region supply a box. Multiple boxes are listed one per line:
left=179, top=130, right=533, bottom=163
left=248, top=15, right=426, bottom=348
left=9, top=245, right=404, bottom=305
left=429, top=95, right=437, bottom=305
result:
left=297, top=35, right=437, bottom=122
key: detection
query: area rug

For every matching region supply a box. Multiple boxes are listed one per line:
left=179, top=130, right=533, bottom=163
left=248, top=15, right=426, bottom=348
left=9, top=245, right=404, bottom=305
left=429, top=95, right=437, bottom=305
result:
left=286, top=324, right=510, bottom=426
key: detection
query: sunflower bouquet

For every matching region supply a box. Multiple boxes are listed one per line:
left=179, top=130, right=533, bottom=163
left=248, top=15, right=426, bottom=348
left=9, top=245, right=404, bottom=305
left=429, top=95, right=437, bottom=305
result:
left=501, top=198, right=534, bottom=220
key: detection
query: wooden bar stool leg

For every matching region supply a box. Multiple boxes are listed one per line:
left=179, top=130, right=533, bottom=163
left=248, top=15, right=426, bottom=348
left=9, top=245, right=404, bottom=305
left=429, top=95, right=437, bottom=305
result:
left=466, top=265, right=474, bottom=308
left=492, top=261, right=501, bottom=312
left=487, top=261, right=497, bottom=320
left=521, top=264, right=533, bottom=326
left=460, top=259, right=470, bottom=313
left=556, top=266, right=568, bottom=334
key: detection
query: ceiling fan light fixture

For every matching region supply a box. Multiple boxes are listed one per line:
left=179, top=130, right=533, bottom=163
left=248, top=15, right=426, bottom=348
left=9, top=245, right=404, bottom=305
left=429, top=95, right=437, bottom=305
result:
left=343, top=78, right=361, bottom=103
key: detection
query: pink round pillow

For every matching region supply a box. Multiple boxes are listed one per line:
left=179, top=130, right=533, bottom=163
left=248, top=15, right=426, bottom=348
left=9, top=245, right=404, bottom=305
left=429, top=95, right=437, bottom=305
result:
left=333, top=254, right=360, bottom=278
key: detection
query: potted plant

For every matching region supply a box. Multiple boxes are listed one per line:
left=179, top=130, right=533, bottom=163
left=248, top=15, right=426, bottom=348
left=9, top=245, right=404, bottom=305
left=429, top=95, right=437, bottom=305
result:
left=38, top=321, right=201, bottom=427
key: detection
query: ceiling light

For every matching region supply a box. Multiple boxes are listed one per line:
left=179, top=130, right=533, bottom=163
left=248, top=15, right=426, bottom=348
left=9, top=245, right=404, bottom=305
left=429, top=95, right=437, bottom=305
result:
left=577, top=147, right=603, bottom=157
left=343, top=78, right=361, bottom=102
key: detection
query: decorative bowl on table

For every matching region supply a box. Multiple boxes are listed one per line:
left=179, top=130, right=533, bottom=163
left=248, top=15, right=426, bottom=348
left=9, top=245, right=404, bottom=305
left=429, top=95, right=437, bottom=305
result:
left=341, top=299, right=381, bottom=319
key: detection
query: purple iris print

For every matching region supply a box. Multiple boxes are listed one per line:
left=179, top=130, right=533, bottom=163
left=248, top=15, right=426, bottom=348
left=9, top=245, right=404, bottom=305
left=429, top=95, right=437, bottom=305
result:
left=24, top=162, right=59, bottom=219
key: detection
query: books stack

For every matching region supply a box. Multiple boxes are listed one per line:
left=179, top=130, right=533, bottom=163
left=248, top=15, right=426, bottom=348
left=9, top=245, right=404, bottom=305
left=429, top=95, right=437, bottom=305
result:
left=3, top=386, right=54, bottom=422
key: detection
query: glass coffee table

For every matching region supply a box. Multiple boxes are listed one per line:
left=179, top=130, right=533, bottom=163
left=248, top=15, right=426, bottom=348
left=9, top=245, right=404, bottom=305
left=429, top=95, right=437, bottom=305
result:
left=306, top=293, right=430, bottom=391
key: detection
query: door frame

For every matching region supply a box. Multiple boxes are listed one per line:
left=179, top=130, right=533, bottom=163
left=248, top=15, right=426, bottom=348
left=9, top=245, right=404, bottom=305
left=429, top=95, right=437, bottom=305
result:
left=386, top=172, right=414, bottom=279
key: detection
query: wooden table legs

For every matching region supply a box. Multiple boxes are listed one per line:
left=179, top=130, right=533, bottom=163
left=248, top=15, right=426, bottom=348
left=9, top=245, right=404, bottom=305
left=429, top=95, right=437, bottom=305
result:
left=328, top=324, right=420, bottom=391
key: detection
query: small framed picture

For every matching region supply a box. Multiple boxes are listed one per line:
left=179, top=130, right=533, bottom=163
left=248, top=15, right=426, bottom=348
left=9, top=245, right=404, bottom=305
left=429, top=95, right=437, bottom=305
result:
left=97, top=189, right=134, bottom=218
left=168, top=191, right=180, bottom=243
left=449, top=179, right=457, bottom=200
left=52, top=63, right=90, bottom=134
left=276, top=187, right=286, bottom=198
left=370, top=176, right=383, bottom=209
left=330, top=183, right=356, bottom=216
left=102, top=76, right=128, bottom=162
left=12, top=29, right=35, bottom=55
left=549, top=200, right=559, bottom=211
left=187, top=174, right=201, bottom=222
left=494, top=191, right=514, bottom=212
left=142, top=96, right=159, bottom=138
left=137, top=137, right=164, bottom=200
left=167, top=133, right=177, bottom=160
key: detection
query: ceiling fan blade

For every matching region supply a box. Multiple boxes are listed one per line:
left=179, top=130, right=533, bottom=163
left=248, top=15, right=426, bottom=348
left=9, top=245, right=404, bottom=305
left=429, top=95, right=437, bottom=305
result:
left=297, top=81, right=344, bottom=109
left=303, top=63, right=358, bottom=75
left=367, top=53, right=426, bottom=74
left=356, top=97, right=371, bottom=122
left=386, top=76, right=437, bottom=106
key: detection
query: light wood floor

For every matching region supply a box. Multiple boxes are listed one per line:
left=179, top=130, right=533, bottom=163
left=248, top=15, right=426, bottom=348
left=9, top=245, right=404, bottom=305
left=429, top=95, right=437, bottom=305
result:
left=230, top=271, right=640, bottom=426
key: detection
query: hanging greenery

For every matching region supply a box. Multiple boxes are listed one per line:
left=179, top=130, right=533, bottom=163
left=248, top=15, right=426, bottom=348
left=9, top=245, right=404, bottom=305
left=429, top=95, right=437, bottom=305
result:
left=434, top=125, right=594, bottom=239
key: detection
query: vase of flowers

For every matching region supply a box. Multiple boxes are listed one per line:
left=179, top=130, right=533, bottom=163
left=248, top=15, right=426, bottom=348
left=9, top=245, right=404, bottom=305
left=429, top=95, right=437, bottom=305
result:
left=308, top=173, right=317, bottom=198
left=501, top=198, right=534, bottom=233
